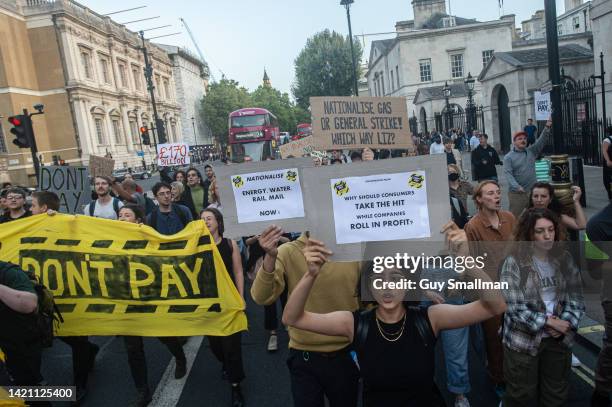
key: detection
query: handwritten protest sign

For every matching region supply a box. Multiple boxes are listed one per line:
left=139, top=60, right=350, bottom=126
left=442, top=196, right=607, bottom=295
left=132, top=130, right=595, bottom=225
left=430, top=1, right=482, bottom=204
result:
left=215, top=158, right=311, bottom=238
left=330, top=171, right=430, bottom=244
left=157, top=143, right=190, bottom=166
left=279, top=136, right=315, bottom=159
left=310, top=96, right=413, bottom=150
left=302, top=154, right=449, bottom=261
left=534, top=91, right=551, bottom=121
left=89, top=155, right=115, bottom=178
left=39, top=166, right=92, bottom=214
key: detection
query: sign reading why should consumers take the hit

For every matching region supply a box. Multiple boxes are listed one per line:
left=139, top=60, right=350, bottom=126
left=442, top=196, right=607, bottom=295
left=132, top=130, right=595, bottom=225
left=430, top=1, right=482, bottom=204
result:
left=310, top=96, right=414, bottom=150
left=330, top=171, right=431, bottom=244
left=231, top=168, right=305, bottom=223
left=157, top=143, right=190, bottom=166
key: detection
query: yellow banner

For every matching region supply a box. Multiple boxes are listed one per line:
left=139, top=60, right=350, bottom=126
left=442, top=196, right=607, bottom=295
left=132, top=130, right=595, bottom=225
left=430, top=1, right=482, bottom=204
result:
left=0, top=214, right=247, bottom=337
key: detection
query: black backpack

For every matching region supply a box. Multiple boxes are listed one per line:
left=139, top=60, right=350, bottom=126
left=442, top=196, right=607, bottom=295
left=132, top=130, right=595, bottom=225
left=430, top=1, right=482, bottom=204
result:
left=148, top=203, right=189, bottom=230
left=88, top=197, right=121, bottom=217
left=143, top=193, right=156, bottom=216
left=24, top=270, right=64, bottom=347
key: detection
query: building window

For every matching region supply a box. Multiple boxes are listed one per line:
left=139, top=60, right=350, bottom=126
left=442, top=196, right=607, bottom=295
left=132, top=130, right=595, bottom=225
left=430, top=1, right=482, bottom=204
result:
left=99, top=58, right=110, bottom=84
left=450, top=54, right=464, bottom=78
left=94, top=118, right=106, bottom=145
left=482, top=50, right=494, bottom=67
left=396, top=66, right=400, bottom=88
left=132, top=66, right=142, bottom=90
left=390, top=70, right=395, bottom=91
left=154, top=75, right=161, bottom=97
left=112, top=119, right=123, bottom=144
left=558, top=24, right=564, bottom=35
left=419, top=59, right=432, bottom=82
left=163, top=79, right=170, bottom=100
left=118, top=62, right=128, bottom=88
left=80, top=51, right=92, bottom=79
left=573, top=16, right=580, bottom=29
left=380, top=72, right=385, bottom=95
left=171, top=122, right=177, bottom=142
left=0, top=125, right=7, bottom=153
left=129, top=120, right=139, bottom=146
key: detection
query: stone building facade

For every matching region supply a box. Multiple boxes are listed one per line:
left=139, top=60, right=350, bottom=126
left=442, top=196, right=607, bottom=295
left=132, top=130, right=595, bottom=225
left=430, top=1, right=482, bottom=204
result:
left=0, top=0, right=182, bottom=185
left=157, top=44, right=211, bottom=147
left=591, top=0, right=612, bottom=120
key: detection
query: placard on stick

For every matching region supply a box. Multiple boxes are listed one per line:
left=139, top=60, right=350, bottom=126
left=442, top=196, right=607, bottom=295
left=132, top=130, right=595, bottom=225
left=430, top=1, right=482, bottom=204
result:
left=279, top=136, right=315, bottom=159
left=39, top=166, right=92, bottom=214
left=302, top=154, right=449, bottom=261
left=89, top=155, right=115, bottom=178
left=157, top=143, right=190, bottom=166
left=215, top=158, right=312, bottom=238
left=310, top=96, right=414, bottom=150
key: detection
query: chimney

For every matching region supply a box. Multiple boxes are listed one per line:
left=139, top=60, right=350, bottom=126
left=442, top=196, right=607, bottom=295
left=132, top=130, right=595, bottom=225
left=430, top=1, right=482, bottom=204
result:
left=565, top=0, right=582, bottom=12
left=412, top=0, right=447, bottom=29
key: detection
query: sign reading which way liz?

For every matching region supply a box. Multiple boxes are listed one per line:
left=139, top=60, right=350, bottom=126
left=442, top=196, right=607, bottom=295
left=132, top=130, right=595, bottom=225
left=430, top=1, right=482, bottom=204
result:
left=231, top=168, right=305, bottom=223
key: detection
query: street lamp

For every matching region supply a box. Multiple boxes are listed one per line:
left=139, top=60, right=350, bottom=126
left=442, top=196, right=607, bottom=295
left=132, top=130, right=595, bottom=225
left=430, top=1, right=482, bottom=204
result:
left=340, top=0, right=359, bottom=96
left=464, top=72, right=476, bottom=133
left=442, top=81, right=451, bottom=132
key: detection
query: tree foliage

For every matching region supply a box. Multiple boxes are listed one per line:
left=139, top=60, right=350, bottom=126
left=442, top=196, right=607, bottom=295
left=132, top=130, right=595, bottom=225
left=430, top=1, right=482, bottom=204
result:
left=200, top=79, right=251, bottom=145
left=250, top=85, right=296, bottom=132
left=292, top=29, right=363, bottom=110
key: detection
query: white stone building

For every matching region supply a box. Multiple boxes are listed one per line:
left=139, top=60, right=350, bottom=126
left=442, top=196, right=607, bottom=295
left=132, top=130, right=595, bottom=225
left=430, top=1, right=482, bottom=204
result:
left=366, top=0, right=516, bottom=132
left=520, top=0, right=591, bottom=40
left=15, top=0, right=182, bottom=171
left=591, top=0, right=612, bottom=120
left=157, top=44, right=212, bottom=147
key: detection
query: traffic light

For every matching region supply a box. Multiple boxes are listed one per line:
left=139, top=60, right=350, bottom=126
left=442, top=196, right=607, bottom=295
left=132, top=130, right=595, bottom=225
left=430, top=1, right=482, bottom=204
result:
left=8, top=115, right=30, bottom=148
left=140, top=126, right=151, bottom=145
left=156, top=118, right=167, bottom=144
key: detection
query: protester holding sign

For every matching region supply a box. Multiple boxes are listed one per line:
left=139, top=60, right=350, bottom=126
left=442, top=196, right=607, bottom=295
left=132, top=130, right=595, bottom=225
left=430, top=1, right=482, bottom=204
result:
left=118, top=204, right=188, bottom=407
left=501, top=208, right=584, bottom=406
left=251, top=226, right=361, bottom=407
left=200, top=208, right=246, bottom=407
left=282, top=223, right=506, bottom=406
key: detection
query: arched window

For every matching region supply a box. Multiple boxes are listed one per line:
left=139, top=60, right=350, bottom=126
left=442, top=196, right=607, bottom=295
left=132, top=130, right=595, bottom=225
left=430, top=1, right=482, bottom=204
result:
left=91, top=106, right=107, bottom=145
left=109, top=109, right=124, bottom=144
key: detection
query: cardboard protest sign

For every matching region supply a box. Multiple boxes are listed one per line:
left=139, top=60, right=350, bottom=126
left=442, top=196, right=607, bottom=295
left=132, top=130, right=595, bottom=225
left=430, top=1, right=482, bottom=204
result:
left=157, top=143, right=190, bottom=166
left=0, top=216, right=247, bottom=337
left=534, top=91, right=551, bottom=121
left=279, top=136, right=315, bottom=159
left=39, top=166, right=92, bottom=214
left=310, top=96, right=413, bottom=150
left=302, top=154, right=449, bottom=261
left=89, top=155, right=115, bottom=178
left=215, top=158, right=311, bottom=238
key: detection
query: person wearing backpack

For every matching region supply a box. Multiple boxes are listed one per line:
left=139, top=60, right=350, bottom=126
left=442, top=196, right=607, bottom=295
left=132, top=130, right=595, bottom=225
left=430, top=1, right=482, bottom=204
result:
left=282, top=222, right=506, bottom=407
left=0, top=262, right=45, bottom=389
left=84, top=176, right=124, bottom=219
left=147, top=182, right=192, bottom=235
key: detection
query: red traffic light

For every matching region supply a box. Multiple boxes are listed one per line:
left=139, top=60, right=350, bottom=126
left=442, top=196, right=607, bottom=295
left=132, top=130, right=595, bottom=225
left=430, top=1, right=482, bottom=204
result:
left=8, top=116, right=22, bottom=126
left=140, top=126, right=148, bottom=133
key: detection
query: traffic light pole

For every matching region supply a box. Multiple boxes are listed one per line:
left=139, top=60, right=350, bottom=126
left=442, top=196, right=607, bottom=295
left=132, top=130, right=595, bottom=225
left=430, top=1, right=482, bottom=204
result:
left=24, top=108, right=41, bottom=185
left=139, top=31, right=166, bottom=144
left=150, top=121, right=159, bottom=170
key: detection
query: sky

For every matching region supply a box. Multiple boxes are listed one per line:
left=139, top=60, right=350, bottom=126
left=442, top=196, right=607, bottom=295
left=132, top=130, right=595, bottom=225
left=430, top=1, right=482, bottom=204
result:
left=84, top=0, right=568, bottom=95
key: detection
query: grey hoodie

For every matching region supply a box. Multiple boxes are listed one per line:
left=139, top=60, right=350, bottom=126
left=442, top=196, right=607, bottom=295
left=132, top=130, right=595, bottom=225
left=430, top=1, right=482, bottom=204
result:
left=503, top=127, right=551, bottom=192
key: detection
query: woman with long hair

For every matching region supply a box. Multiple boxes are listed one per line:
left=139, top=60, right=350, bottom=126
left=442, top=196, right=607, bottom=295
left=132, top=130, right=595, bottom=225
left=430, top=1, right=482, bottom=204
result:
left=200, top=208, right=246, bottom=407
left=283, top=222, right=507, bottom=406
left=501, top=208, right=584, bottom=406
left=527, top=182, right=586, bottom=231
left=171, top=181, right=197, bottom=219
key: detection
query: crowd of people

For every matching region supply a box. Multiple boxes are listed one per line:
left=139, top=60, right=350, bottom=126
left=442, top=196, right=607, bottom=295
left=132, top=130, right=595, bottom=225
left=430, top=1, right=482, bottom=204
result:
left=0, top=118, right=612, bottom=407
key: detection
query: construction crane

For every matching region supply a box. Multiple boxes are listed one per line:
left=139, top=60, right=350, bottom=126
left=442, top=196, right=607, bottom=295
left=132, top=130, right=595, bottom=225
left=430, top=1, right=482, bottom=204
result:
left=180, top=17, right=224, bottom=81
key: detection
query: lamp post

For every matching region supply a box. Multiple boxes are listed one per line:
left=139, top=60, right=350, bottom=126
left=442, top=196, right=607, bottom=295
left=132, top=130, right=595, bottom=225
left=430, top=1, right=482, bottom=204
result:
left=442, top=81, right=451, bottom=132
left=340, top=0, right=359, bottom=96
left=464, top=72, right=476, bottom=133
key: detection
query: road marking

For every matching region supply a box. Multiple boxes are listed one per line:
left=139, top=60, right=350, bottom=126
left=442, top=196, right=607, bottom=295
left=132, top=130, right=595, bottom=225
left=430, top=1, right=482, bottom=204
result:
left=573, top=367, right=595, bottom=387
left=150, top=336, right=204, bottom=407
left=578, top=325, right=605, bottom=334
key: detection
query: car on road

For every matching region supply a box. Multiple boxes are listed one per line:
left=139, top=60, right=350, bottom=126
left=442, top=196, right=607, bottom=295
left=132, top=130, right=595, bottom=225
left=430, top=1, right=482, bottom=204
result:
left=112, top=168, right=152, bottom=182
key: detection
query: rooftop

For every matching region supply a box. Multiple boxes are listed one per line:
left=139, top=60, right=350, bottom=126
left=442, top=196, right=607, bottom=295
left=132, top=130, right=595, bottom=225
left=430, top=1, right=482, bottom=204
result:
left=413, top=82, right=469, bottom=104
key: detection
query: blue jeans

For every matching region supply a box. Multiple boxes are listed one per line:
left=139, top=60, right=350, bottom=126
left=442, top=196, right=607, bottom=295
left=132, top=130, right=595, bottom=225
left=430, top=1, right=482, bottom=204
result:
left=421, top=298, right=471, bottom=395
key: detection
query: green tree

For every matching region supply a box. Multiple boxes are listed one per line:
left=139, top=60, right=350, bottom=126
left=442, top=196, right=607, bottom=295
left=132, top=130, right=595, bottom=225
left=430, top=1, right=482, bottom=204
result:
left=200, top=79, right=251, bottom=145
left=250, top=85, right=297, bottom=132
left=292, top=29, right=363, bottom=110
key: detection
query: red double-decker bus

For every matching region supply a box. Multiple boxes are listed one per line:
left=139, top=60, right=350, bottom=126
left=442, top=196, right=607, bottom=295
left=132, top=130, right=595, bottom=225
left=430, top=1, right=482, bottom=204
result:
left=228, top=108, right=279, bottom=162
left=293, top=123, right=312, bottom=140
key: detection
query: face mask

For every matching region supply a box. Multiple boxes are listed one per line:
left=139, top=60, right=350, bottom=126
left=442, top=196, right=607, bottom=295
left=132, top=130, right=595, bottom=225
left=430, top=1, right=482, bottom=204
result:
left=448, top=173, right=460, bottom=182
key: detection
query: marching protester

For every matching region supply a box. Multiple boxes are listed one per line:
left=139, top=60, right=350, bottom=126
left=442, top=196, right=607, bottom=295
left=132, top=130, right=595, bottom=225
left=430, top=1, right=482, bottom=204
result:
left=251, top=226, right=361, bottom=407
left=0, top=261, right=47, bottom=405
left=429, top=135, right=444, bottom=155
left=118, top=204, right=188, bottom=407
left=464, top=180, right=516, bottom=399
left=173, top=169, right=187, bottom=185
left=147, top=182, right=193, bottom=235
left=84, top=176, right=124, bottom=220
left=200, top=208, right=246, bottom=407
left=110, top=178, right=146, bottom=210
left=527, top=182, right=587, bottom=232
left=448, top=163, right=474, bottom=215
left=171, top=181, right=197, bottom=219
left=471, top=133, right=502, bottom=182
left=469, top=131, right=480, bottom=152
left=523, top=118, right=538, bottom=146
left=0, top=189, right=8, bottom=217
left=503, top=119, right=551, bottom=218
left=603, top=126, right=612, bottom=201
left=282, top=223, right=506, bottom=406
left=207, top=177, right=222, bottom=209
left=444, top=137, right=463, bottom=174
left=185, top=166, right=214, bottom=215
left=30, top=191, right=100, bottom=402
left=501, top=208, right=584, bottom=406
left=0, top=188, right=31, bottom=224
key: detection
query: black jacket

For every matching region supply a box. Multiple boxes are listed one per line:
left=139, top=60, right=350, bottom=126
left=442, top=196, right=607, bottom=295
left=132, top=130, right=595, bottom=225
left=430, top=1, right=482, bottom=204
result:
left=471, top=145, right=501, bottom=180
